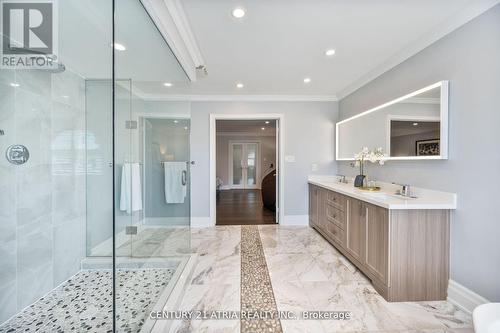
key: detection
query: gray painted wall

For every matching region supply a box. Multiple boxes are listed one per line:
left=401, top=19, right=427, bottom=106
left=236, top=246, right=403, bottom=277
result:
left=338, top=5, right=500, bottom=301
left=190, top=101, right=338, bottom=218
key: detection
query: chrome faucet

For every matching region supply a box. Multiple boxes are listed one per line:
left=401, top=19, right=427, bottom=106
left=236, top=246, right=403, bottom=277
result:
left=393, top=182, right=412, bottom=197
left=338, top=175, right=348, bottom=184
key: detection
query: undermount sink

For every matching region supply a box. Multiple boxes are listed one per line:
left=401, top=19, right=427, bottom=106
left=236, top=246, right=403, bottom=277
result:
left=359, top=192, right=411, bottom=200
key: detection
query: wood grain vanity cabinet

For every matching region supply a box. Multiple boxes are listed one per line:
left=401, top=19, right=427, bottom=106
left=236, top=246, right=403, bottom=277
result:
left=308, top=184, right=450, bottom=302
left=346, top=198, right=365, bottom=264
left=309, top=185, right=320, bottom=228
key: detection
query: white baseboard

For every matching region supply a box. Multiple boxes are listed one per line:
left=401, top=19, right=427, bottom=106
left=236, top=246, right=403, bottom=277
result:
left=447, top=279, right=490, bottom=314
left=281, top=215, right=309, bottom=226
left=190, top=217, right=213, bottom=228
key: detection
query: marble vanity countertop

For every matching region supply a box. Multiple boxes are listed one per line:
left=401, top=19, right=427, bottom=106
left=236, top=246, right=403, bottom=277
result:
left=308, top=175, right=457, bottom=210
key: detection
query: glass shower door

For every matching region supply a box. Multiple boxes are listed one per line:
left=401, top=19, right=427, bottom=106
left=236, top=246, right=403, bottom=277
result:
left=135, top=117, right=191, bottom=257
left=113, top=0, right=193, bottom=331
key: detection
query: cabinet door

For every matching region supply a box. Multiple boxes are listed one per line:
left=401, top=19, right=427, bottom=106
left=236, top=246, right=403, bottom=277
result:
left=346, top=198, right=366, bottom=263
left=309, top=185, right=319, bottom=227
left=365, top=204, right=389, bottom=284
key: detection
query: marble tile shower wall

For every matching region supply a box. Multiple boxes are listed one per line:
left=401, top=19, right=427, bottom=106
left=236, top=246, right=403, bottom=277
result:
left=0, top=69, right=87, bottom=324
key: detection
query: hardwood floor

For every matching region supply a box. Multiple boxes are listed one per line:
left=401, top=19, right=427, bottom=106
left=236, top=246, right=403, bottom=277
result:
left=216, top=189, right=276, bottom=225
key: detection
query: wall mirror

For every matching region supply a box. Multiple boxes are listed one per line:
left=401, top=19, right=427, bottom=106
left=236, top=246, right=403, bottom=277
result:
left=336, top=81, right=449, bottom=160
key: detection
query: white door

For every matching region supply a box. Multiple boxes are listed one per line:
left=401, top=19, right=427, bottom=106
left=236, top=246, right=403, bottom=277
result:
left=229, top=142, right=260, bottom=189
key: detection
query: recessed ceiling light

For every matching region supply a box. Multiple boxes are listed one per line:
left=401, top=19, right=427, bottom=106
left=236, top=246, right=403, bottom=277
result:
left=261, top=127, right=265, bottom=130
left=9, top=82, right=20, bottom=87
left=232, top=7, right=245, bottom=18
left=303, top=77, right=311, bottom=84
left=173, top=120, right=179, bottom=124
left=184, top=126, right=188, bottom=130
left=236, top=83, right=244, bottom=88
left=325, top=49, right=336, bottom=56
left=62, top=95, right=69, bottom=99
left=413, top=122, right=419, bottom=126
left=114, top=43, right=126, bottom=51
left=163, top=82, right=173, bottom=87
left=265, top=121, right=270, bottom=124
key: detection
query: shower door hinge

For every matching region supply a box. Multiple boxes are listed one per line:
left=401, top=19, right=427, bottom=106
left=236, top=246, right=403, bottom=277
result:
left=125, top=226, right=138, bottom=235
left=125, top=120, right=137, bottom=129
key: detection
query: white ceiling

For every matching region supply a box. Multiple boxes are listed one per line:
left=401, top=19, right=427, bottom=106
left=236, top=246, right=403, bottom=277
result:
left=158, top=0, right=496, bottom=98
left=55, top=0, right=498, bottom=99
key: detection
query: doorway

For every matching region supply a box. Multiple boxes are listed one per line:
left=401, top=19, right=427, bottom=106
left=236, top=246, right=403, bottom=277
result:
left=211, top=116, right=284, bottom=225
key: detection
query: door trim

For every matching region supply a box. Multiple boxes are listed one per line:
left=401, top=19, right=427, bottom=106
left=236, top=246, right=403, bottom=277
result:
left=210, top=114, right=285, bottom=226
left=228, top=141, right=261, bottom=189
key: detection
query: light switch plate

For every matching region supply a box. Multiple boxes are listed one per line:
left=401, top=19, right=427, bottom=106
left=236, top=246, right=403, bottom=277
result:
left=285, top=155, right=295, bottom=163
left=311, top=163, right=318, bottom=171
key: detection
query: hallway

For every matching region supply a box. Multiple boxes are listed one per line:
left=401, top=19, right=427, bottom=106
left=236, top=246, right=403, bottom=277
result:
left=216, top=190, right=276, bottom=225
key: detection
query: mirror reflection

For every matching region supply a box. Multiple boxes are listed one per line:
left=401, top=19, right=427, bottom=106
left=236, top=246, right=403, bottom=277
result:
left=336, top=82, right=447, bottom=160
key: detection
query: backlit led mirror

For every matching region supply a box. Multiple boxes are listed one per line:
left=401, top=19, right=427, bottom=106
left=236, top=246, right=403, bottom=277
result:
left=336, top=81, right=449, bottom=160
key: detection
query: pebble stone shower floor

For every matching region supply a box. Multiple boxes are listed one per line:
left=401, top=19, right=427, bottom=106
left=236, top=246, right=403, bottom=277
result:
left=0, top=269, right=174, bottom=333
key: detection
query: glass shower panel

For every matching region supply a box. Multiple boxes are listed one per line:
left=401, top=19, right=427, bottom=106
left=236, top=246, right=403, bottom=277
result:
left=0, top=0, right=113, bottom=331
left=85, top=80, right=114, bottom=257
left=114, top=0, right=192, bottom=331
left=114, top=79, right=136, bottom=258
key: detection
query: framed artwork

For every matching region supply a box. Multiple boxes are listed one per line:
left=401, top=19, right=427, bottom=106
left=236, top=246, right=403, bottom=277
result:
left=416, top=139, right=440, bottom=156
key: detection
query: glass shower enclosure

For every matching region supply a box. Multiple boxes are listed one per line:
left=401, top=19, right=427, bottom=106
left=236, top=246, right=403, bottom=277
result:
left=0, top=0, right=192, bottom=331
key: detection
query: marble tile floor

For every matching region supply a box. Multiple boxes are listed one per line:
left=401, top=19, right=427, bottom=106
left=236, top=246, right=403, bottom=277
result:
left=0, top=269, right=174, bottom=333
left=166, top=225, right=473, bottom=333
left=0, top=225, right=473, bottom=333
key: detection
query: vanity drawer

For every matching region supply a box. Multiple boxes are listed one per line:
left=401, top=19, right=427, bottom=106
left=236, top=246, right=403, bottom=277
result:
left=325, top=190, right=346, bottom=211
left=326, top=203, right=345, bottom=229
left=324, top=219, right=345, bottom=248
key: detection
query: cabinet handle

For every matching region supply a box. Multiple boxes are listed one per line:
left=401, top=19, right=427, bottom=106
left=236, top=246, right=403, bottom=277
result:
left=359, top=203, right=364, bottom=216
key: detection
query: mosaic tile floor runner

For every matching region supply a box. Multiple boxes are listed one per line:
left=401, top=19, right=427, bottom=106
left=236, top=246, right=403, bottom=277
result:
left=0, top=269, right=174, bottom=333
left=241, top=225, right=283, bottom=333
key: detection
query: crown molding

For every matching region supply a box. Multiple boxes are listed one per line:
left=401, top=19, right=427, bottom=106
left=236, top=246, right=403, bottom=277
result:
left=163, top=0, right=205, bottom=69
left=140, top=0, right=204, bottom=82
left=337, top=0, right=500, bottom=100
left=123, top=85, right=338, bottom=102
left=133, top=94, right=338, bottom=102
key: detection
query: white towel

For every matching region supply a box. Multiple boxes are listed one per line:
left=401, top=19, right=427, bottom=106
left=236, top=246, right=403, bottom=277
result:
left=164, top=162, right=187, bottom=204
left=119, top=162, right=143, bottom=214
